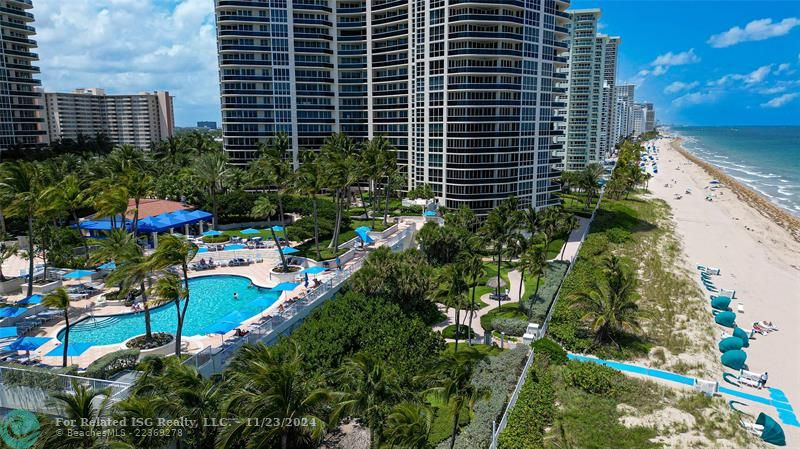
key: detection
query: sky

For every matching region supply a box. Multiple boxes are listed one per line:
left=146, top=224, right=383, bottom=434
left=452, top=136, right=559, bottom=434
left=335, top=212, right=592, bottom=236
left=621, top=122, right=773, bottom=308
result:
left=31, top=0, right=800, bottom=127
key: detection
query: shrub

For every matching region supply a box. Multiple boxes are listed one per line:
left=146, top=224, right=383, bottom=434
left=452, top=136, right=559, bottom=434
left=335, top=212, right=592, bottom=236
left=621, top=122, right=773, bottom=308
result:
left=202, top=235, right=229, bottom=244
left=532, top=337, right=567, bottom=365
left=84, top=349, right=140, bottom=380
left=441, top=324, right=470, bottom=340
left=399, top=205, right=423, bottom=215
left=126, top=332, right=173, bottom=350
left=520, top=261, right=569, bottom=323
left=607, top=227, right=631, bottom=244
left=491, top=318, right=528, bottom=337
left=288, top=216, right=334, bottom=242
left=0, top=363, right=78, bottom=391
left=497, top=353, right=555, bottom=449
left=562, top=360, right=624, bottom=395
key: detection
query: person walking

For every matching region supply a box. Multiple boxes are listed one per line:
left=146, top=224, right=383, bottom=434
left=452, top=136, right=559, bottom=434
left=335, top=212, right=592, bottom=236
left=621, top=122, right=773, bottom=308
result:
left=759, top=372, right=769, bottom=389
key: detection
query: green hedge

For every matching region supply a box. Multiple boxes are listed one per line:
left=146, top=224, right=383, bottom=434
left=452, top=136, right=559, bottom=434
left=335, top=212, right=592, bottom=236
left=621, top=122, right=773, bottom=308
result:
left=497, top=353, right=555, bottom=449
left=84, top=349, right=140, bottom=380
left=0, top=363, right=78, bottom=391
left=520, top=261, right=570, bottom=323
left=531, top=337, right=568, bottom=365
left=202, top=235, right=230, bottom=244
left=491, top=318, right=528, bottom=337
left=563, top=360, right=625, bottom=395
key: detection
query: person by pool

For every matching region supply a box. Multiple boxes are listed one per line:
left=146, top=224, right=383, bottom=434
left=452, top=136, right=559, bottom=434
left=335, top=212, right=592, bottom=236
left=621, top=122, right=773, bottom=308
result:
left=233, top=292, right=239, bottom=300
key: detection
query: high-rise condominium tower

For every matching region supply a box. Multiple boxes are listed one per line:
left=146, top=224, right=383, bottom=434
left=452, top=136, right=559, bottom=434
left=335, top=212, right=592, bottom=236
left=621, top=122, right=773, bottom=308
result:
left=613, top=83, right=634, bottom=142
left=0, top=0, right=47, bottom=151
left=214, top=0, right=570, bottom=213
left=563, top=9, right=618, bottom=171
left=643, top=102, right=655, bottom=131
left=600, top=36, right=619, bottom=153
left=44, top=88, right=175, bottom=148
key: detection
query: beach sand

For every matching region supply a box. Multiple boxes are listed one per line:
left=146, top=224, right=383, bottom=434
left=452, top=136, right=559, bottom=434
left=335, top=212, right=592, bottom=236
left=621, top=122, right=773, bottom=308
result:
left=649, top=136, right=800, bottom=441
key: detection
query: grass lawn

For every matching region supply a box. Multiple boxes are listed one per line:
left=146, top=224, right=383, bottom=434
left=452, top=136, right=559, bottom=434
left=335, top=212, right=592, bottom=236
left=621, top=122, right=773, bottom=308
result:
left=558, top=192, right=599, bottom=217
left=480, top=303, right=529, bottom=331
left=427, top=392, right=471, bottom=445
left=444, top=342, right=504, bottom=356
left=441, top=324, right=470, bottom=340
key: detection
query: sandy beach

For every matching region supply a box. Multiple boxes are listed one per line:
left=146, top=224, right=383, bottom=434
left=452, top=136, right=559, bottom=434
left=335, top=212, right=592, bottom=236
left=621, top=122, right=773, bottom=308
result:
left=648, top=136, right=800, bottom=440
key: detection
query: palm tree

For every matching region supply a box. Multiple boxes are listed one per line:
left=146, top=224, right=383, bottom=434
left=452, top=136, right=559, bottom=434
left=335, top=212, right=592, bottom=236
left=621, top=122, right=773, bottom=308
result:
left=334, top=353, right=402, bottom=449
left=434, top=263, right=470, bottom=351
left=384, top=402, right=434, bottom=449
left=382, top=162, right=401, bottom=226
left=123, top=169, right=153, bottom=234
left=192, top=151, right=230, bottom=228
left=427, top=353, right=487, bottom=449
left=479, top=197, right=520, bottom=309
left=0, top=161, right=45, bottom=296
left=148, top=235, right=198, bottom=357
left=518, top=246, right=547, bottom=319
left=251, top=195, right=289, bottom=271
left=42, top=288, right=71, bottom=367
left=218, top=342, right=331, bottom=449
left=45, top=175, right=90, bottom=256
left=108, top=251, right=156, bottom=341
left=321, top=133, right=359, bottom=252
left=254, top=135, right=294, bottom=225
left=35, top=382, right=112, bottom=449
left=580, top=163, right=604, bottom=209
left=147, top=273, right=186, bottom=358
left=458, top=249, right=484, bottom=344
left=91, top=180, right=129, bottom=230
left=295, top=150, right=324, bottom=260
left=570, top=255, right=641, bottom=345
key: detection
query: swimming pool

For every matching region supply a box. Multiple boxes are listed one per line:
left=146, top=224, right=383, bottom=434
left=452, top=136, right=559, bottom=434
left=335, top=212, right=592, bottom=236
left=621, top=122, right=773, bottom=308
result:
left=59, top=275, right=280, bottom=346
left=197, top=243, right=246, bottom=253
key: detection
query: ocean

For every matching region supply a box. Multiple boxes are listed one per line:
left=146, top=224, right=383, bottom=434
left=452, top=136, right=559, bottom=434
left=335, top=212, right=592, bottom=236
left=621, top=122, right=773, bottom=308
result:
left=669, top=126, right=800, bottom=216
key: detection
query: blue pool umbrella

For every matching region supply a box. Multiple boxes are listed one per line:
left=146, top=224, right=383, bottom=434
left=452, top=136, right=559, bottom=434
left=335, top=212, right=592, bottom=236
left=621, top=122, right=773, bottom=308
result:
left=240, top=228, right=260, bottom=235
left=220, top=310, right=252, bottom=324
left=17, top=294, right=42, bottom=305
left=279, top=247, right=299, bottom=255
left=4, top=336, right=51, bottom=352
left=45, top=342, right=93, bottom=357
left=98, top=262, right=116, bottom=270
left=0, top=307, right=28, bottom=318
left=202, top=230, right=222, bottom=237
left=303, top=266, right=326, bottom=275
left=270, top=225, right=284, bottom=232
left=245, top=296, right=277, bottom=312
left=272, top=282, right=299, bottom=292
left=0, top=327, right=17, bottom=338
left=64, top=269, right=95, bottom=280
left=203, top=320, right=239, bottom=335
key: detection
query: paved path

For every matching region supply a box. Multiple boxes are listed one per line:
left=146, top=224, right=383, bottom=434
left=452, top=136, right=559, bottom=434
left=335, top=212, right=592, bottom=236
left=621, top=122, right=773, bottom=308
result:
left=555, top=216, right=592, bottom=262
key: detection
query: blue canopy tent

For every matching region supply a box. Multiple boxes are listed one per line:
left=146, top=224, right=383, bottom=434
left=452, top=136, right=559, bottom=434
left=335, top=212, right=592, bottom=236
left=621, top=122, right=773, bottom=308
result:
left=0, top=327, right=17, bottom=338
left=0, top=307, right=28, bottom=318
left=4, top=336, right=51, bottom=352
left=80, top=209, right=213, bottom=235
left=303, top=266, right=326, bottom=275
left=272, top=282, right=299, bottom=292
left=45, top=342, right=93, bottom=358
left=16, top=294, right=42, bottom=306
left=240, top=228, right=260, bottom=235
left=64, top=270, right=95, bottom=280
left=719, top=337, right=744, bottom=352
left=355, top=226, right=374, bottom=246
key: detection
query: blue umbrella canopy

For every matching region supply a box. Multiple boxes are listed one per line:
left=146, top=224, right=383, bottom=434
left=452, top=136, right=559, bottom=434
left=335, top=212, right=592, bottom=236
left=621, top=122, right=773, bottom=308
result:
left=272, top=282, right=299, bottom=292
left=98, top=262, right=116, bottom=270
left=45, top=342, right=93, bottom=357
left=0, top=327, right=17, bottom=338
left=203, top=321, right=239, bottom=335
left=719, top=337, right=744, bottom=352
left=245, top=296, right=277, bottom=312
left=17, top=294, right=42, bottom=305
left=4, top=336, right=51, bottom=352
left=733, top=327, right=750, bottom=348
left=755, top=413, right=786, bottom=446
left=714, top=311, right=737, bottom=328
left=720, top=349, right=747, bottom=370
left=220, top=310, right=252, bottom=324
left=270, top=225, right=285, bottom=232
left=64, top=270, right=95, bottom=280
left=303, top=266, right=326, bottom=274
left=240, top=228, right=261, bottom=235
left=202, top=230, right=222, bottom=237
left=279, top=247, right=299, bottom=255
left=0, top=307, right=28, bottom=318
left=711, top=296, right=731, bottom=311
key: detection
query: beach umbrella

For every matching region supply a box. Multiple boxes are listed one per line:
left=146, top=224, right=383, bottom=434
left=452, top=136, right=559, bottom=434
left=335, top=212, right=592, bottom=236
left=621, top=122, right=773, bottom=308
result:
left=220, top=310, right=252, bottom=324
left=98, top=262, right=116, bottom=270
left=711, top=296, right=731, bottom=311
left=45, top=342, right=93, bottom=357
left=4, top=336, right=51, bottom=352
left=0, top=327, right=17, bottom=338
left=0, top=307, right=28, bottom=318
left=17, top=294, right=42, bottom=305
left=279, top=247, right=299, bottom=255
left=720, top=349, right=747, bottom=370
left=303, top=266, right=326, bottom=275
left=240, top=228, right=260, bottom=235
left=272, top=282, right=299, bottom=292
left=64, top=269, right=95, bottom=280
left=715, top=311, right=737, bottom=328
left=202, top=230, right=222, bottom=237
left=718, top=337, right=744, bottom=353
left=245, top=296, right=277, bottom=313
left=733, top=327, right=750, bottom=348
left=755, top=413, right=786, bottom=446
left=203, top=320, right=239, bottom=336
left=270, top=225, right=284, bottom=232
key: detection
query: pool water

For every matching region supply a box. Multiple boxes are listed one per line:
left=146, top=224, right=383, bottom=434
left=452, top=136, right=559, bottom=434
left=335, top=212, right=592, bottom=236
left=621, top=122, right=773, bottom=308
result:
left=59, top=275, right=279, bottom=346
left=197, top=243, right=246, bottom=253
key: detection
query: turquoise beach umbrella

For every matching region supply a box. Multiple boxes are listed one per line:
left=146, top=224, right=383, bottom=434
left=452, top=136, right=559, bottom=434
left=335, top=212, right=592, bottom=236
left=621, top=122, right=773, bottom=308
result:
left=755, top=413, right=786, bottom=446
left=718, top=337, right=743, bottom=352
left=733, top=327, right=750, bottom=348
left=720, top=349, right=747, bottom=370
left=711, top=296, right=731, bottom=311
left=714, top=311, right=737, bottom=328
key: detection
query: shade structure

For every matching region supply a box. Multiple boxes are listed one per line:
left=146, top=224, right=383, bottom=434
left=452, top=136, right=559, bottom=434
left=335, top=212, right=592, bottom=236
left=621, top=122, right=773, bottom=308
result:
left=98, top=262, right=116, bottom=270
left=755, top=413, right=786, bottom=446
left=733, top=327, right=750, bottom=348
left=45, top=342, right=93, bottom=357
left=711, top=296, right=731, bottom=311
left=4, top=336, right=51, bottom=352
left=720, top=349, right=747, bottom=370
left=202, top=230, right=222, bottom=237
left=137, top=209, right=213, bottom=233
left=240, top=228, right=261, bottom=235
left=64, top=269, right=95, bottom=280
left=714, top=311, right=737, bottom=328
left=203, top=320, right=239, bottom=335
left=303, top=266, right=326, bottom=275
left=0, top=327, right=17, bottom=338
left=719, top=337, right=744, bottom=352
left=0, top=307, right=28, bottom=318
left=279, top=247, right=299, bottom=255
left=17, top=294, right=42, bottom=305
left=355, top=226, right=374, bottom=244
left=272, top=282, right=299, bottom=292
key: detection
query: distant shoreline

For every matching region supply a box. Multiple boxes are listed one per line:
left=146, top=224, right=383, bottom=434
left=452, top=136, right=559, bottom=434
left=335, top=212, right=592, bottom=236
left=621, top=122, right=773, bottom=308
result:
left=669, top=137, right=800, bottom=243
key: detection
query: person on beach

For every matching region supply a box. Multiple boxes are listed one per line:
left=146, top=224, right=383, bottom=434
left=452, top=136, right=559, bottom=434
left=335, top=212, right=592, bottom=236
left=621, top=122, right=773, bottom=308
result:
left=759, top=372, right=768, bottom=389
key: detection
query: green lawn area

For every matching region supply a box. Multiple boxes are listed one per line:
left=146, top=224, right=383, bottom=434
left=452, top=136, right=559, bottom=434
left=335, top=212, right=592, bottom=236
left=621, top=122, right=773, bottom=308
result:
left=558, top=192, right=599, bottom=217
left=444, top=342, right=504, bottom=356
left=442, top=324, right=470, bottom=340
left=480, top=302, right=529, bottom=331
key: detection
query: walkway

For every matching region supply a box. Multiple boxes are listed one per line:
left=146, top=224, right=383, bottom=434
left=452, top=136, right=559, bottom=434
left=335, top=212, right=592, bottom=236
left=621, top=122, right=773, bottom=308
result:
left=555, top=216, right=592, bottom=262
left=568, top=354, right=800, bottom=428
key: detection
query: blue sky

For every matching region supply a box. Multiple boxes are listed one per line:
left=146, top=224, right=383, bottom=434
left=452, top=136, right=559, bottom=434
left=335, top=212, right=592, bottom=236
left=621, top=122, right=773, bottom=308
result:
left=32, top=0, right=800, bottom=126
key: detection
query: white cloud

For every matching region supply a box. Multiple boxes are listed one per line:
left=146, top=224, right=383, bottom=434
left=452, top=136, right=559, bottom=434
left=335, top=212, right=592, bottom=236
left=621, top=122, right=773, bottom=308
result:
left=651, top=65, right=668, bottom=76
left=710, top=64, right=772, bottom=87
left=672, top=90, right=721, bottom=108
left=31, top=0, right=219, bottom=125
left=761, top=93, right=799, bottom=108
left=664, top=81, right=699, bottom=94
left=758, top=86, right=787, bottom=95
left=775, top=63, right=793, bottom=75
left=708, top=17, right=800, bottom=48
left=652, top=48, right=701, bottom=66
left=637, top=69, right=651, bottom=77
left=597, top=22, right=607, bottom=30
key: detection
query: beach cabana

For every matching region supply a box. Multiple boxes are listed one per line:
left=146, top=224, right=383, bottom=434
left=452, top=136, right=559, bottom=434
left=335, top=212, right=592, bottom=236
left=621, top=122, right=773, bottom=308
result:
left=714, top=311, right=737, bottom=328
left=711, top=296, right=731, bottom=311
left=733, top=327, right=750, bottom=348
left=64, top=270, right=95, bottom=280
left=720, top=349, right=747, bottom=370
left=754, top=413, right=786, bottom=446
left=718, top=337, right=744, bottom=353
